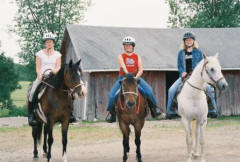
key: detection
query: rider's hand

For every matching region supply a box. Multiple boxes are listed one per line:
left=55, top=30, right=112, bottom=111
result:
left=181, top=72, right=187, bottom=79
left=51, top=69, right=57, bottom=74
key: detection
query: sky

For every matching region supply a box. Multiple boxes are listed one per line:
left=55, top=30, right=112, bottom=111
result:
left=0, top=0, right=169, bottom=63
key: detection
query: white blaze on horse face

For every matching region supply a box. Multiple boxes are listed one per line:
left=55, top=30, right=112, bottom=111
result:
left=77, top=71, right=81, bottom=76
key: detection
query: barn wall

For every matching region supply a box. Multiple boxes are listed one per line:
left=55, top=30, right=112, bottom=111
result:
left=86, top=71, right=166, bottom=120
left=217, top=71, right=240, bottom=116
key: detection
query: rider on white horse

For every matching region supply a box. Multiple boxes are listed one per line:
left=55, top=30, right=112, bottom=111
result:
left=166, top=32, right=218, bottom=119
left=178, top=53, right=228, bottom=162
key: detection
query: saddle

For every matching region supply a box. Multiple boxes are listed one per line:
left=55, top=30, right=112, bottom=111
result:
left=28, top=75, right=54, bottom=123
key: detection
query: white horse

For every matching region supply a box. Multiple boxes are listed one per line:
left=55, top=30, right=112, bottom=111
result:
left=177, top=53, right=228, bottom=162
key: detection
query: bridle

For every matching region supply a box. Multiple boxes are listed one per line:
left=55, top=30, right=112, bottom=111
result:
left=201, top=61, right=224, bottom=87
left=121, top=84, right=139, bottom=97
left=187, top=60, right=224, bottom=93
left=41, top=69, right=85, bottom=99
left=119, top=78, right=140, bottom=114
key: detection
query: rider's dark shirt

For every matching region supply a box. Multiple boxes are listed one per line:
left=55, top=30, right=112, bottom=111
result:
left=185, top=51, right=193, bottom=73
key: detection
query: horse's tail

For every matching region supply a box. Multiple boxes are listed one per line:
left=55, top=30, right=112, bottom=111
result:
left=36, top=123, right=43, bottom=145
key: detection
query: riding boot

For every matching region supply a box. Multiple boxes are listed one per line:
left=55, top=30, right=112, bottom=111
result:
left=106, top=109, right=116, bottom=123
left=28, top=101, right=38, bottom=126
left=147, top=99, right=161, bottom=118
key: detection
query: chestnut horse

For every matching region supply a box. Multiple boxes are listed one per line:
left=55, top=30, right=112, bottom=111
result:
left=116, top=74, right=148, bottom=162
left=29, top=59, right=84, bottom=162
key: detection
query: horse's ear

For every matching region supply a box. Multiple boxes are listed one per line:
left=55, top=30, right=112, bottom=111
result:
left=203, top=53, right=207, bottom=60
left=76, top=59, right=81, bottom=66
left=215, top=52, right=219, bottom=58
left=69, top=60, right=73, bottom=68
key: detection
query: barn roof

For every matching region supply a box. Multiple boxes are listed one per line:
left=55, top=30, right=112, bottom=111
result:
left=61, top=25, right=240, bottom=72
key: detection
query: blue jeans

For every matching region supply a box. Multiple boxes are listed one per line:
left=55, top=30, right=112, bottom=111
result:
left=107, top=77, right=157, bottom=111
left=166, top=77, right=217, bottom=115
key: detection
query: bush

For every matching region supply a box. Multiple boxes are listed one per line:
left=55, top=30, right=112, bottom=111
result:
left=0, top=108, right=10, bottom=117
left=8, top=105, right=28, bottom=117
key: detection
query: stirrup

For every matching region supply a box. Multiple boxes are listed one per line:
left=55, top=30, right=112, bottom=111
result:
left=106, top=112, right=116, bottom=123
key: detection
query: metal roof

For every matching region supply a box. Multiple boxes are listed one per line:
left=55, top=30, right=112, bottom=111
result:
left=61, top=25, right=240, bottom=71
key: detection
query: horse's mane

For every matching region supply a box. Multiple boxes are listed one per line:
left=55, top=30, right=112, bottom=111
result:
left=46, top=64, right=66, bottom=90
left=124, top=74, right=136, bottom=85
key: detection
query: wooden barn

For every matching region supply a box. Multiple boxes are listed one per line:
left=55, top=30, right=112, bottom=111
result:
left=60, top=25, right=240, bottom=120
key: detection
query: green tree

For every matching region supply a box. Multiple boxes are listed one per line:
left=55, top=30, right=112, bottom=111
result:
left=167, top=0, right=240, bottom=28
left=15, top=64, right=32, bottom=81
left=13, top=0, right=90, bottom=80
left=0, top=53, right=19, bottom=108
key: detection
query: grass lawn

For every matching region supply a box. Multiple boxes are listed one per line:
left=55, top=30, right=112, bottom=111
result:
left=11, top=81, right=31, bottom=107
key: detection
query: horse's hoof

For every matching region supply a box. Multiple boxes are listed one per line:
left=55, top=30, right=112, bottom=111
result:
left=43, top=153, right=47, bottom=158
left=33, top=157, right=38, bottom=162
left=63, top=153, right=68, bottom=162
left=192, top=152, right=200, bottom=159
left=200, top=158, right=206, bottom=162
left=186, top=159, right=192, bottom=162
left=137, top=158, right=143, bottom=162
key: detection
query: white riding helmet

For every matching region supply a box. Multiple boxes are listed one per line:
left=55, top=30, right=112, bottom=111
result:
left=122, top=36, right=135, bottom=47
left=43, top=32, right=56, bottom=42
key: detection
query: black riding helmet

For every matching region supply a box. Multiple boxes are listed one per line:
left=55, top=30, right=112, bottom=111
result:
left=183, top=31, right=195, bottom=41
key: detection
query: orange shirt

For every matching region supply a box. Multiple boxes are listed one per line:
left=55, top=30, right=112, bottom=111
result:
left=119, top=53, right=139, bottom=76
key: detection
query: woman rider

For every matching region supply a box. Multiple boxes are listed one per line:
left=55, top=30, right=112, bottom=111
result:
left=28, top=32, right=62, bottom=126
left=106, top=36, right=162, bottom=123
left=166, top=31, right=218, bottom=119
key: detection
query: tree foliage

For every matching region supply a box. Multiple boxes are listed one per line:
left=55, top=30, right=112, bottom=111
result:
left=167, top=0, right=240, bottom=28
left=0, top=53, right=19, bottom=108
left=13, top=0, right=90, bottom=80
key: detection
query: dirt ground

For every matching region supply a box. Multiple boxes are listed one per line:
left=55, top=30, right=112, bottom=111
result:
left=0, top=117, right=240, bottom=162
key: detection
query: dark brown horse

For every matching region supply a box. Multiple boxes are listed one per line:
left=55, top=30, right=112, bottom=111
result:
left=29, top=59, right=84, bottom=162
left=116, top=74, right=148, bottom=162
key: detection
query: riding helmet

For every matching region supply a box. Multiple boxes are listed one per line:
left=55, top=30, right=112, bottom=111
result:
left=122, top=36, right=136, bottom=47
left=43, top=32, right=56, bottom=42
left=183, top=31, right=195, bottom=41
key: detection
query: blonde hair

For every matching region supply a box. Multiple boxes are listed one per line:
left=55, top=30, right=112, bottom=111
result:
left=181, top=41, right=199, bottom=50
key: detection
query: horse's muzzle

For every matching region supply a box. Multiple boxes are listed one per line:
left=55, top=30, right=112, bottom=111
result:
left=127, top=101, right=136, bottom=109
left=217, top=78, right=228, bottom=91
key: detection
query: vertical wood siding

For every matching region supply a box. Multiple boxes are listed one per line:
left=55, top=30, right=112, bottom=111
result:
left=88, top=71, right=166, bottom=120
left=217, top=71, right=240, bottom=116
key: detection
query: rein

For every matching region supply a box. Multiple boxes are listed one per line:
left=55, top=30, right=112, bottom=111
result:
left=119, top=84, right=141, bottom=114
left=41, top=80, right=84, bottom=98
left=186, top=80, right=205, bottom=92
left=187, top=60, right=223, bottom=97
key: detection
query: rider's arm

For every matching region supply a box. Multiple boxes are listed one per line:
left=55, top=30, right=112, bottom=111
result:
left=118, top=55, right=128, bottom=74
left=177, top=50, right=186, bottom=78
left=136, top=55, right=143, bottom=79
left=52, top=56, right=61, bottom=74
left=36, top=56, right=42, bottom=80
